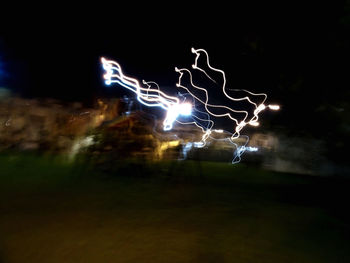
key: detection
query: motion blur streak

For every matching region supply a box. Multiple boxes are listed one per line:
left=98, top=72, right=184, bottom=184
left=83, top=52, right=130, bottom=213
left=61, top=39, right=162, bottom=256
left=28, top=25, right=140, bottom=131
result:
left=101, top=48, right=279, bottom=163
left=101, top=57, right=192, bottom=131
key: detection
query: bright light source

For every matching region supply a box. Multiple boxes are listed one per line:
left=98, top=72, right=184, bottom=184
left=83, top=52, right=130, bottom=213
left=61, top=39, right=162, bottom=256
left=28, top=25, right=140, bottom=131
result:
left=101, top=48, right=279, bottom=164
left=246, top=146, right=258, bottom=152
left=268, top=104, right=280, bottom=110
left=178, top=103, right=192, bottom=116
left=249, top=121, right=260, bottom=127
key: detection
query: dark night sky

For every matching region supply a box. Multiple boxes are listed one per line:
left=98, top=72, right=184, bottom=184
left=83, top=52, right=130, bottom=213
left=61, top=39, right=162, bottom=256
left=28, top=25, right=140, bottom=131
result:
left=1, top=2, right=349, bottom=137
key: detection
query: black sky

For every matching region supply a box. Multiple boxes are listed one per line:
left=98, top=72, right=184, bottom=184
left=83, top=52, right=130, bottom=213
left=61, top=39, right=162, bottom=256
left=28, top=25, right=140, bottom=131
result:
left=1, top=2, right=349, bottom=111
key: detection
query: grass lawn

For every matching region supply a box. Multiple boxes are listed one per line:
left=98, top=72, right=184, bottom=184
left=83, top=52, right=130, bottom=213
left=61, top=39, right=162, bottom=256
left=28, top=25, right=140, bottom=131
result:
left=0, top=154, right=349, bottom=262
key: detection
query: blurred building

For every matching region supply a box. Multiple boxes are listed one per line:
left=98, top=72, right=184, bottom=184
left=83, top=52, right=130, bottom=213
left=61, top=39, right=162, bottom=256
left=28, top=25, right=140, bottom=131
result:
left=0, top=96, right=105, bottom=153
left=0, top=95, right=343, bottom=176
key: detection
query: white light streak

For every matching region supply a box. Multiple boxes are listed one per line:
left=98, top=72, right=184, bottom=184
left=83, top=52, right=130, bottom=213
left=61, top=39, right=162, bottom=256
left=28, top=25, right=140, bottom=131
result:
left=268, top=104, right=280, bottom=110
left=247, top=146, right=258, bottom=152
left=101, top=48, right=279, bottom=163
left=101, top=57, right=192, bottom=131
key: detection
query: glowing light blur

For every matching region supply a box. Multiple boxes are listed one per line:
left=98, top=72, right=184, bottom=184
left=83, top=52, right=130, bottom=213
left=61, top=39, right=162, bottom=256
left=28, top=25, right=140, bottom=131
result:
left=101, top=57, right=192, bottom=131
left=174, top=48, right=279, bottom=142
left=101, top=48, right=279, bottom=163
left=268, top=105, right=280, bottom=110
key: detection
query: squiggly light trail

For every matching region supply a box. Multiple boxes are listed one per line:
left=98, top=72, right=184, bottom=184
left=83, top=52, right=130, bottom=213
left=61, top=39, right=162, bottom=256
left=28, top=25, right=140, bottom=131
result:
left=101, top=57, right=192, bottom=131
left=175, top=48, right=279, bottom=141
left=101, top=48, right=279, bottom=163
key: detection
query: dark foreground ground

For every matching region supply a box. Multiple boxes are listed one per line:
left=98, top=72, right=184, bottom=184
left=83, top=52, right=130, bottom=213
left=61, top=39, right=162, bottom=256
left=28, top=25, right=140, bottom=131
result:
left=0, top=154, right=349, bottom=263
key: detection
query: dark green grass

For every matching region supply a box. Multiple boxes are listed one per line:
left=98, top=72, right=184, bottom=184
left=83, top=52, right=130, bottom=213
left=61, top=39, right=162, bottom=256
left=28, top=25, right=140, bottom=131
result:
left=0, top=153, right=349, bottom=262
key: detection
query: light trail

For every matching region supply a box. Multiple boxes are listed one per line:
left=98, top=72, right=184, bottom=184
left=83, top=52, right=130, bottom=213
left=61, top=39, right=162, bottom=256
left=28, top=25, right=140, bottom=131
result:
left=101, top=48, right=279, bottom=163
left=176, top=48, right=279, bottom=140
left=101, top=57, right=192, bottom=131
